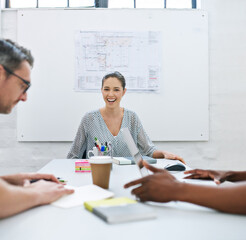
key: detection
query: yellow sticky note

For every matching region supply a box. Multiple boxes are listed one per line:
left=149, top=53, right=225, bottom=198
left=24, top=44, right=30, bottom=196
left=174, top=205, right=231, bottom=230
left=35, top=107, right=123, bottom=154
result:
left=84, top=197, right=137, bottom=212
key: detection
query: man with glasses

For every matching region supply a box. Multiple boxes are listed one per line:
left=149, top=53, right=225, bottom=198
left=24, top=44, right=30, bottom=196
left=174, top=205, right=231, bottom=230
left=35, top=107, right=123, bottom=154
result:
left=0, top=39, right=74, bottom=219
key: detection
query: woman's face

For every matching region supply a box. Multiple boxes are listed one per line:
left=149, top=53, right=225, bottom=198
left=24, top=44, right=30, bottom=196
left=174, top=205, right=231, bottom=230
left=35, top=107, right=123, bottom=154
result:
left=101, top=77, right=126, bottom=109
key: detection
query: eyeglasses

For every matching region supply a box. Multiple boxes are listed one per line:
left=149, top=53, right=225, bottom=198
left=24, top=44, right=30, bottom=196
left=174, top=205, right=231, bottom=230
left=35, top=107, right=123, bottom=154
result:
left=3, top=66, right=31, bottom=93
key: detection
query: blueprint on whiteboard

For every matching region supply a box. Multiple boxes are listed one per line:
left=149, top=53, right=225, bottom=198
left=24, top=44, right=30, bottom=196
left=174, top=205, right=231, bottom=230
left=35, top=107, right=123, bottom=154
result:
left=74, top=31, right=162, bottom=91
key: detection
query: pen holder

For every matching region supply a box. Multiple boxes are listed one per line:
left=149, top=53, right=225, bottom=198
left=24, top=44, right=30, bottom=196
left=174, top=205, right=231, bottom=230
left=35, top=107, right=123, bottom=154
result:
left=88, top=142, right=113, bottom=159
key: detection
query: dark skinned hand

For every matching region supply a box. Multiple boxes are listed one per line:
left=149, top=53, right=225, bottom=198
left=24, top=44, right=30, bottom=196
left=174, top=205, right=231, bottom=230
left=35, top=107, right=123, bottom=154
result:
left=124, top=161, right=180, bottom=202
left=184, top=169, right=229, bottom=184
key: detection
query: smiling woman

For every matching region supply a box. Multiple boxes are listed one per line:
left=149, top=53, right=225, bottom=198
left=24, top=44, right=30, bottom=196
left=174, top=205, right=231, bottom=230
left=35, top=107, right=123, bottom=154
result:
left=67, top=71, right=184, bottom=163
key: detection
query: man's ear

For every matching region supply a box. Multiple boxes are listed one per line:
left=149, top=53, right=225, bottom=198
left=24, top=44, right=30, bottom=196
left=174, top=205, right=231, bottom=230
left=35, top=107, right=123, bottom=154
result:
left=0, top=64, right=4, bottom=72
left=0, top=64, right=6, bottom=82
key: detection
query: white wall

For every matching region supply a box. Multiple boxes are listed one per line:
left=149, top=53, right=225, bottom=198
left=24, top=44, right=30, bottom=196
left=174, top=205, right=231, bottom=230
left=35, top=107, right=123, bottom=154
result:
left=1, top=0, right=246, bottom=174
left=0, top=3, right=1, bottom=36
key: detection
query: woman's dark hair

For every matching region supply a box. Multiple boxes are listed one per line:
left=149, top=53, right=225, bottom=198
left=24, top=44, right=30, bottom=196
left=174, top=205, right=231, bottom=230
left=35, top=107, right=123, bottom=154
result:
left=101, top=71, right=126, bottom=90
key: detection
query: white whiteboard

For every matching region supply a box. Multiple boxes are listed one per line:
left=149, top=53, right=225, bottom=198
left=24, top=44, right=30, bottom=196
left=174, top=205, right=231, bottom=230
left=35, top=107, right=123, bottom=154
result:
left=17, top=9, right=209, bottom=141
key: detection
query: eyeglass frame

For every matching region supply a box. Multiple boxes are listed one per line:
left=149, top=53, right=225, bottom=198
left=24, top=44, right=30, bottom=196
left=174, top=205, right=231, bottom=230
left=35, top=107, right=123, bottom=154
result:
left=3, top=66, right=31, bottom=93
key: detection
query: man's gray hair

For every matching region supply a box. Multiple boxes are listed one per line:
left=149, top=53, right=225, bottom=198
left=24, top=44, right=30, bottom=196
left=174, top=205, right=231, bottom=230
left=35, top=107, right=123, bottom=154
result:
left=0, top=39, right=34, bottom=71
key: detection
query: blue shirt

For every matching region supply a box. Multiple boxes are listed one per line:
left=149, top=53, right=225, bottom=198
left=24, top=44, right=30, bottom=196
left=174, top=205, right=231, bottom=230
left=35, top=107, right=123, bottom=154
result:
left=67, top=109, right=156, bottom=159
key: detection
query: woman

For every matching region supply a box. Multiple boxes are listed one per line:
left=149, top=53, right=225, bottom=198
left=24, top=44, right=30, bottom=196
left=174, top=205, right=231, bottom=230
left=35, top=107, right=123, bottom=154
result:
left=67, top=71, right=184, bottom=163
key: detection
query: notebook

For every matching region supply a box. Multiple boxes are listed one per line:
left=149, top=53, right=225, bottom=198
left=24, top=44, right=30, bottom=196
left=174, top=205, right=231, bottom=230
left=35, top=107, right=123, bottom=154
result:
left=84, top=197, right=157, bottom=224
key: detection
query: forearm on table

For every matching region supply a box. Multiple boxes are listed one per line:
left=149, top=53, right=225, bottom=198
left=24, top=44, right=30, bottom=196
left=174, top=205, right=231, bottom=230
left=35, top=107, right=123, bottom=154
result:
left=175, top=182, right=246, bottom=214
left=0, top=180, right=40, bottom=219
left=1, top=173, right=23, bottom=185
left=225, top=171, right=246, bottom=182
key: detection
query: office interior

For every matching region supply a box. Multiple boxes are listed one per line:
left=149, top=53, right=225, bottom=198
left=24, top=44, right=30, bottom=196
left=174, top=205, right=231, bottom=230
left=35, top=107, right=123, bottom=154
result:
left=0, top=0, right=246, bottom=175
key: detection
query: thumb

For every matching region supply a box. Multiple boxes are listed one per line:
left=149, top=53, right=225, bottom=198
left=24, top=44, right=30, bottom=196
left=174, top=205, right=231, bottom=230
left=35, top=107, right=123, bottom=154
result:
left=214, top=179, right=221, bottom=185
left=23, top=179, right=31, bottom=187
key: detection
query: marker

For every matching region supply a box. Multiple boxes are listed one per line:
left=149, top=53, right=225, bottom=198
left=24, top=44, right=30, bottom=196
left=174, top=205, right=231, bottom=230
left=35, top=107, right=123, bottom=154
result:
left=94, top=137, right=101, bottom=148
left=101, top=146, right=105, bottom=152
left=95, top=142, right=101, bottom=151
left=58, top=179, right=66, bottom=183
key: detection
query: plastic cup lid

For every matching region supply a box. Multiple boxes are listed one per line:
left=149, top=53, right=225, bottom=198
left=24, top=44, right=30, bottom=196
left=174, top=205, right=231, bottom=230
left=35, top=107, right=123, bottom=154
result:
left=89, top=156, right=112, bottom=164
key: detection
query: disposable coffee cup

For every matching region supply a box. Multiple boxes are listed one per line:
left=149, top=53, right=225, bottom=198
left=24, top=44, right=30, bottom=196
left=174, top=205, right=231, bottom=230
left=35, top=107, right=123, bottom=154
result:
left=89, top=156, right=112, bottom=189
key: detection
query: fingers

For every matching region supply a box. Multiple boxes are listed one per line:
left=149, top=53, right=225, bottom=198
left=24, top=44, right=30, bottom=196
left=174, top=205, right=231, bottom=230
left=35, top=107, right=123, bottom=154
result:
left=184, top=169, right=216, bottom=181
left=29, top=173, right=60, bottom=184
left=214, top=179, right=221, bottom=185
left=124, top=179, right=143, bottom=188
left=184, top=169, right=203, bottom=175
left=143, top=161, right=163, bottom=173
left=23, top=179, right=30, bottom=187
left=134, top=193, right=149, bottom=202
left=183, top=174, right=194, bottom=179
left=38, top=174, right=60, bottom=183
left=184, top=169, right=196, bottom=174
left=177, top=157, right=186, bottom=164
left=124, top=176, right=148, bottom=188
left=184, top=169, right=204, bottom=179
left=183, top=174, right=203, bottom=179
left=130, top=186, right=151, bottom=202
left=131, top=185, right=145, bottom=196
left=164, top=152, right=185, bottom=164
left=63, top=188, right=74, bottom=195
left=47, top=175, right=60, bottom=183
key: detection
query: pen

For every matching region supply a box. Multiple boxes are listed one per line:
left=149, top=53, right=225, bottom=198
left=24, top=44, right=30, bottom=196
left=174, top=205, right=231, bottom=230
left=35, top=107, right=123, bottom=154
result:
left=30, top=178, right=66, bottom=183
left=95, top=142, right=101, bottom=151
left=30, top=179, right=52, bottom=183
left=58, top=179, right=66, bottom=183
left=94, top=137, right=101, bottom=148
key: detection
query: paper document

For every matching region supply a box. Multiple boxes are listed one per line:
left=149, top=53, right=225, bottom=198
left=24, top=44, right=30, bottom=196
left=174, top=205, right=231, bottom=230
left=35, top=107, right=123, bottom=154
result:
left=74, top=31, right=162, bottom=92
left=51, top=184, right=114, bottom=208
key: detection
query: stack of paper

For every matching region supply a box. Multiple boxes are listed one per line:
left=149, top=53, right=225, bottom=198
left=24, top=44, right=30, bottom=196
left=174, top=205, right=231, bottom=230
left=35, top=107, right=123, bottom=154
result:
left=51, top=184, right=114, bottom=208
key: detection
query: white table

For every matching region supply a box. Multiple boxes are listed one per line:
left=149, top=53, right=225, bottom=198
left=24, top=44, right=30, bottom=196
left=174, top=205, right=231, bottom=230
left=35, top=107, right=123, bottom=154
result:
left=0, top=159, right=246, bottom=240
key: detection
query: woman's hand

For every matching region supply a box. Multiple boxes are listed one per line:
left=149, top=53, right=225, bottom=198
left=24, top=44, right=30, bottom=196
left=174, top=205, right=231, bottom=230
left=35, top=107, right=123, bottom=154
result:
left=162, top=151, right=185, bottom=164
left=153, top=150, right=185, bottom=164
